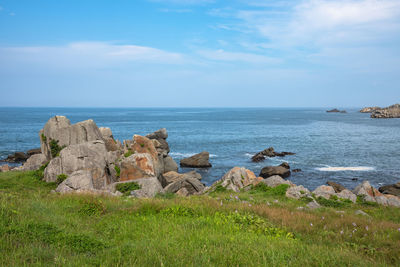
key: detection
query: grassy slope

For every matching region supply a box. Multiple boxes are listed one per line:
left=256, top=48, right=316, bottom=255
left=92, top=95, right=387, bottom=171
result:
left=1, top=171, right=400, bottom=266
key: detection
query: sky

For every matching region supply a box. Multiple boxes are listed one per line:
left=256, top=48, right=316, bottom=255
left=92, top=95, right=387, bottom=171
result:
left=0, top=0, right=399, bottom=107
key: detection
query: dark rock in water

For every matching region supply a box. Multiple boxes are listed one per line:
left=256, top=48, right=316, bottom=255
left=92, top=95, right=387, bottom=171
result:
left=180, top=151, right=212, bottom=168
left=327, top=109, right=346, bottom=113
left=260, top=163, right=291, bottom=179
left=360, top=107, right=381, bottom=113
left=371, top=104, right=400, bottom=118
left=379, top=182, right=400, bottom=197
left=327, top=181, right=346, bottom=193
left=27, top=148, right=41, bottom=157
left=352, top=178, right=359, bottom=181
left=251, top=147, right=295, bottom=162
left=4, top=152, right=29, bottom=163
left=292, top=169, right=302, bottom=173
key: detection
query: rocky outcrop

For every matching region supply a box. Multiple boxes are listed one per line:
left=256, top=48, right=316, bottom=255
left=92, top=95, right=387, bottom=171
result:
left=261, top=175, right=293, bottom=188
left=371, top=104, right=400, bottom=118
left=360, top=107, right=381, bottom=113
left=22, top=153, right=47, bottom=171
left=27, top=148, right=41, bottom=157
left=379, top=182, right=400, bottom=197
left=180, top=151, right=212, bottom=168
left=45, top=140, right=114, bottom=190
left=99, top=127, right=120, bottom=152
left=251, top=147, right=295, bottom=162
left=146, top=128, right=170, bottom=157
left=120, top=153, right=158, bottom=181
left=40, top=116, right=104, bottom=160
left=337, top=189, right=357, bottom=203
left=3, top=152, right=29, bottom=163
left=0, top=164, right=10, bottom=172
left=326, top=109, right=346, bottom=113
left=163, top=174, right=205, bottom=196
left=163, top=156, right=178, bottom=173
left=327, top=181, right=346, bottom=193
left=160, top=171, right=201, bottom=188
left=259, top=163, right=291, bottom=179
left=313, top=185, right=336, bottom=199
left=286, top=185, right=311, bottom=199
left=353, top=181, right=383, bottom=202
left=210, top=167, right=262, bottom=192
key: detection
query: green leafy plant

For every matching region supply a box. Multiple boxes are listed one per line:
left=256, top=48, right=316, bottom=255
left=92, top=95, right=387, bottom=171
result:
left=140, top=143, right=145, bottom=148
left=116, top=182, right=141, bottom=196
left=114, top=165, right=120, bottom=178
left=35, top=162, right=49, bottom=180
left=124, top=149, right=133, bottom=158
left=250, top=183, right=290, bottom=196
left=41, top=133, right=47, bottom=143
left=78, top=199, right=106, bottom=216
left=214, top=184, right=227, bottom=193
left=356, top=195, right=379, bottom=207
left=49, top=139, right=65, bottom=158
left=56, top=174, right=68, bottom=185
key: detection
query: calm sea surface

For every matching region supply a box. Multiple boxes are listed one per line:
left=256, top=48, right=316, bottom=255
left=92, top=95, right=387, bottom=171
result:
left=1, top=107, right=399, bottom=190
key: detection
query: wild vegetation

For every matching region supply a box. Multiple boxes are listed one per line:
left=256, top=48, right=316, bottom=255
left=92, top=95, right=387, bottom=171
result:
left=1, top=171, right=400, bottom=266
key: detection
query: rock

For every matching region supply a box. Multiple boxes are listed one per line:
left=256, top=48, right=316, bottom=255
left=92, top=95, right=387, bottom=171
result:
left=129, top=177, right=163, bottom=198
left=353, top=181, right=383, bottom=202
left=99, top=127, right=120, bottom=152
left=212, top=167, right=262, bottom=192
left=40, top=116, right=104, bottom=160
left=251, top=147, right=295, bottom=162
left=180, top=151, right=212, bottom=168
left=146, top=128, right=169, bottom=157
left=27, top=148, right=41, bottom=157
left=0, top=164, right=10, bottom=172
left=355, top=210, right=369, bottom=217
left=375, top=195, right=389, bottom=206
left=313, top=185, right=336, bottom=199
left=56, top=170, right=93, bottom=193
left=176, top=187, right=190, bottom=197
left=385, top=195, right=400, bottom=207
left=259, top=163, right=291, bottom=179
left=4, top=152, right=29, bottom=163
left=379, top=182, right=400, bottom=197
left=327, top=181, right=346, bottom=193
left=285, top=185, right=311, bottom=199
left=22, top=153, right=47, bottom=171
left=164, top=176, right=205, bottom=195
left=337, top=189, right=357, bottom=203
left=360, top=107, right=381, bottom=113
left=163, top=156, right=178, bottom=173
left=160, top=171, right=201, bottom=187
left=371, top=104, right=400, bottom=118
left=44, top=140, right=113, bottom=189
left=120, top=153, right=157, bottom=181
left=326, top=109, right=343, bottom=113
left=261, top=175, right=293, bottom=188
left=292, top=169, right=302, bottom=173
left=306, top=200, right=321, bottom=210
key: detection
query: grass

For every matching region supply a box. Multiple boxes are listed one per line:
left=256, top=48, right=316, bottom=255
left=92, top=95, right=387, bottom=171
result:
left=1, top=171, right=400, bottom=266
left=115, top=181, right=141, bottom=196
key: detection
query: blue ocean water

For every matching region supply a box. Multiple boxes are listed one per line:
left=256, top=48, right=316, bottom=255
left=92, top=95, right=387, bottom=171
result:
left=1, top=107, right=399, bottom=190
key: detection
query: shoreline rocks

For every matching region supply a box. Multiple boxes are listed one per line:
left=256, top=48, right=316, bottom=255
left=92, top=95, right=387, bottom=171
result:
left=326, top=109, right=347, bottom=113
left=210, top=167, right=262, bottom=192
left=180, top=151, right=212, bottom=168
left=251, top=147, right=295, bottom=162
left=371, top=104, right=400, bottom=118
left=259, top=162, right=291, bottom=179
left=360, top=107, right=381, bottom=113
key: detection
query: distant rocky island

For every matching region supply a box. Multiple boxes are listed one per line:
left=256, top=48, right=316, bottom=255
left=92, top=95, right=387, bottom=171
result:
left=360, top=104, right=400, bottom=118
left=326, top=108, right=347, bottom=113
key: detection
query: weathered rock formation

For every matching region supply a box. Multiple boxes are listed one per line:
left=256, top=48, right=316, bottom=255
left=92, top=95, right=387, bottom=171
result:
left=251, top=147, right=295, bottom=162
left=371, top=104, right=400, bottom=118
left=22, top=153, right=47, bottom=171
left=327, top=181, right=346, bottom=193
left=326, top=109, right=346, bottom=113
left=360, top=107, right=381, bottom=113
left=259, top=162, right=291, bottom=179
left=180, top=151, right=212, bottom=168
left=353, top=181, right=400, bottom=207
left=210, top=167, right=262, bottom=192
left=379, top=182, right=400, bottom=197
left=261, top=175, right=293, bottom=187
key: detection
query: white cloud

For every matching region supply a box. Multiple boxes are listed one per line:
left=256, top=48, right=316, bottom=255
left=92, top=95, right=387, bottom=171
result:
left=0, top=42, right=185, bottom=69
left=149, top=0, right=214, bottom=5
left=197, top=49, right=281, bottom=64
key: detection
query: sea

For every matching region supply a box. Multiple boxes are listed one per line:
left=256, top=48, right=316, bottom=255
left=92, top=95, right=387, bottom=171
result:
left=1, top=107, right=399, bottom=190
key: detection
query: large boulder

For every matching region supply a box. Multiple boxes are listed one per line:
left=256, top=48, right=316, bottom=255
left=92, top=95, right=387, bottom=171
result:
left=99, top=127, right=120, bottom=152
left=286, top=185, right=311, bottom=199
left=337, top=189, right=357, bottom=203
left=212, top=167, right=262, bottom=192
left=160, top=171, right=201, bottom=188
left=44, top=140, right=113, bottom=189
left=379, top=182, right=400, bottom=197
left=353, top=181, right=383, bottom=202
left=27, top=148, right=41, bottom=157
left=327, top=181, right=346, bottom=193
left=120, top=153, right=157, bottom=181
left=22, top=153, right=47, bottom=171
left=313, top=185, right=336, bottom=199
left=261, top=175, right=293, bottom=188
left=163, top=156, right=178, bottom=173
left=56, top=170, right=94, bottom=193
left=180, top=151, right=212, bottom=168
left=40, top=116, right=104, bottom=160
left=0, top=164, right=10, bottom=172
left=164, top=176, right=205, bottom=196
left=259, top=163, right=291, bottom=179
left=371, top=104, right=400, bottom=118
left=146, top=128, right=170, bottom=157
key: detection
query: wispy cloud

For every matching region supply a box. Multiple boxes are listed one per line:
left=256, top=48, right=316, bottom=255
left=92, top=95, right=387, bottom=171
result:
left=197, top=49, right=281, bottom=64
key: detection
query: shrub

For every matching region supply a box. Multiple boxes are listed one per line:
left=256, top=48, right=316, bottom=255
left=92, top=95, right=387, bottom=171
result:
left=78, top=199, right=106, bottom=216
left=250, top=183, right=290, bottom=196
left=214, top=184, right=227, bottom=193
left=49, top=139, right=65, bottom=158
left=356, top=195, right=379, bottom=207
left=114, top=165, right=120, bottom=178
left=316, top=197, right=351, bottom=208
left=41, top=133, right=47, bottom=143
left=35, top=162, right=49, bottom=180
left=56, top=174, right=68, bottom=185
left=116, top=182, right=141, bottom=196
left=161, top=206, right=195, bottom=217
left=140, top=143, right=145, bottom=148
left=124, top=149, right=133, bottom=158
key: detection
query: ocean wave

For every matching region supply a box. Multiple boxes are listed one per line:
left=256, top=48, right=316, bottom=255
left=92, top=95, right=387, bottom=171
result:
left=244, top=153, right=254, bottom=158
left=316, top=166, right=375, bottom=172
left=170, top=152, right=217, bottom=158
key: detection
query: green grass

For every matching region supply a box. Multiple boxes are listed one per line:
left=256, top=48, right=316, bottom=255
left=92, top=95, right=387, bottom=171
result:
left=1, top=171, right=400, bottom=266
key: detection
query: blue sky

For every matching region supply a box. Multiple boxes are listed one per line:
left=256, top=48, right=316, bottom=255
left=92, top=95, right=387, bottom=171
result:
left=0, top=0, right=399, bottom=107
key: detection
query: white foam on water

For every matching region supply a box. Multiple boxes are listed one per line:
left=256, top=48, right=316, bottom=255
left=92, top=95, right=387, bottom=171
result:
left=316, top=166, right=375, bottom=172
left=170, top=152, right=217, bottom=158
left=244, top=153, right=254, bottom=158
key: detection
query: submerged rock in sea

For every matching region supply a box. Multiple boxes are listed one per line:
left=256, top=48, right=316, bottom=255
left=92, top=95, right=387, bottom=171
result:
left=180, top=151, right=212, bottom=168
left=251, top=147, right=295, bottom=162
